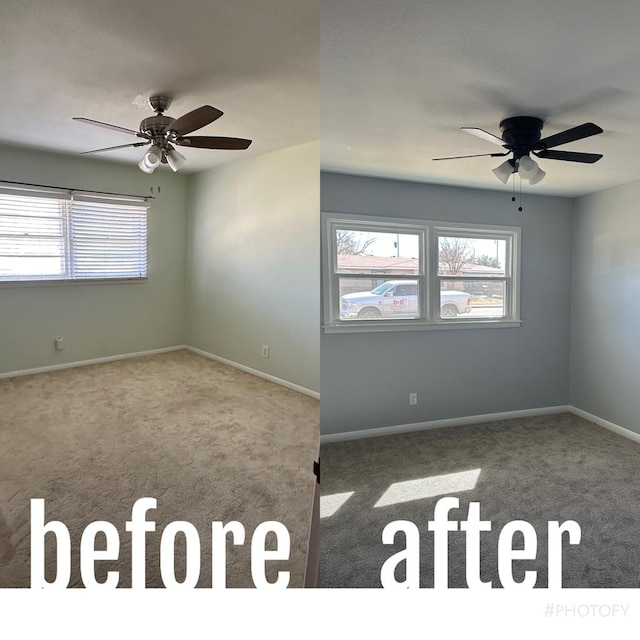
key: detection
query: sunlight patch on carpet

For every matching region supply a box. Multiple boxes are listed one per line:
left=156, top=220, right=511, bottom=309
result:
left=373, top=469, right=481, bottom=508
left=320, top=491, right=355, bottom=518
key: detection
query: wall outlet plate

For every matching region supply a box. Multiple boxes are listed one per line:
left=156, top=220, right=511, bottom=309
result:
left=261, top=345, right=269, bottom=359
left=409, top=392, right=418, bottom=405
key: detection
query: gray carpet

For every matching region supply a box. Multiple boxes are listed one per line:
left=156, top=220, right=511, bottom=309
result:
left=320, top=413, right=640, bottom=588
left=0, top=349, right=319, bottom=588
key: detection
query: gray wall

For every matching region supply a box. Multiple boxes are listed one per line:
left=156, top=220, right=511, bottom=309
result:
left=0, top=145, right=189, bottom=374
left=571, top=179, right=640, bottom=433
left=187, top=141, right=320, bottom=393
left=321, top=171, right=574, bottom=435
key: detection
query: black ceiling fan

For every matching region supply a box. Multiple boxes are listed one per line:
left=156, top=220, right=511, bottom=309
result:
left=433, top=116, right=604, bottom=184
left=73, top=94, right=252, bottom=173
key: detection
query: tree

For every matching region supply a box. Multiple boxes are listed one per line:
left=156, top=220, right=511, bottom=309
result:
left=472, top=254, right=501, bottom=269
left=438, top=237, right=473, bottom=275
left=336, top=229, right=376, bottom=255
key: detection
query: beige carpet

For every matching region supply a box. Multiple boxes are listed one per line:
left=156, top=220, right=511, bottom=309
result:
left=0, top=349, right=319, bottom=588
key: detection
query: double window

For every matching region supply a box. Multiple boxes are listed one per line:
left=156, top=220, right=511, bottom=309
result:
left=0, top=184, right=148, bottom=284
left=323, top=213, right=521, bottom=332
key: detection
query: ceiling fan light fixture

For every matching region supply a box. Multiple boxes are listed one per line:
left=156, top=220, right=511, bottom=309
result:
left=492, top=159, right=514, bottom=184
left=517, top=154, right=539, bottom=179
left=145, top=145, right=163, bottom=167
left=138, top=155, right=157, bottom=174
left=528, top=167, right=546, bottom=185
left=137, top=144, right=163, bottom=174
left=166, top=147, right=186, bottom=172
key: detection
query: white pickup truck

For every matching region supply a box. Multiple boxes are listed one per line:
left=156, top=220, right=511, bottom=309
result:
left=340, top=280, right=471, bottom=319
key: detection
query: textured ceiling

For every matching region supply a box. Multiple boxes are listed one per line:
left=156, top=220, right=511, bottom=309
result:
left=321, top=0, right=640, bottom=196
left=0, top=0, right=318, bottom=172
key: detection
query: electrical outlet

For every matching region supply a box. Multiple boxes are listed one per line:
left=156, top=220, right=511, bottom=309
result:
left=54, top=337, right=64, bottom=351
left=261, top=345, right=270, bottom=359
left=409, top=392, right=418, bottom=405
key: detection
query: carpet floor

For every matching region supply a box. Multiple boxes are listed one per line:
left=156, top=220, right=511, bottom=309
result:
left=320, top=413, right=640, bottom=588
left=0, top=349, right=319, bottom=588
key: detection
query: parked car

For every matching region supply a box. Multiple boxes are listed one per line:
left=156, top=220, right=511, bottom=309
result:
left=340, top=280, right=471, bottom=319
left=463, top=280, right=503, bottom=297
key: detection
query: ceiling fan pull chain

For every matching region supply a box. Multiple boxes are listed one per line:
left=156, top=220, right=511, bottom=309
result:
left=518, top=175, right=523, bottom=212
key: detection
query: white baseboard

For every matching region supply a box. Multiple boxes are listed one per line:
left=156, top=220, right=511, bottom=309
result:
left=0, top=345, right=187, bottom=379
left=5, top=347, right=638, bottom=446
left=185, top=346, right=320, bottom=400
left=569, top=406, right=640, bottom=445
left=1, top=344, right=320, bottom=401
left=321, top=405, right=572, bottom=444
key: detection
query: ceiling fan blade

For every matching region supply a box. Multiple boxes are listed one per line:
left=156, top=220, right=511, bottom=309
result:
left=80, top=142, right=149, bottom=155
left=536, top=122, right=603, bottom=150
left=164, top=106, right=224, bottom=136
left=73, top=117, right=143, bottom=137
left=534, top=149, right=603, bottom=163
left=461, top=127, right=505, bottom=147
left=175, top=136, right=252, bottom=150
left=432, top=152, right=509, bottom=161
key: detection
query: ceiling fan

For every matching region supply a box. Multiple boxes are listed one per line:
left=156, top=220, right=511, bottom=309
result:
left=73, top=95, right=252, bottom=174
left=433, top=116, right=604, bottom=185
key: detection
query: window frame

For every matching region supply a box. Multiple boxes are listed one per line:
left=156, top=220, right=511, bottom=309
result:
left=0, top=184, right=149, bottom=287
left=323, top=213, right=522, bottom=333
left=327, top=217, right=427, bottom=325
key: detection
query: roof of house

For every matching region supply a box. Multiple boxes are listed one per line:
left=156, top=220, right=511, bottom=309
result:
left=336, top=254, right=503, bottom=275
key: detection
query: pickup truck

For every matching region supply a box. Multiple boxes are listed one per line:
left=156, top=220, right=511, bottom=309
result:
left=340, top=280, right=471, bottom=319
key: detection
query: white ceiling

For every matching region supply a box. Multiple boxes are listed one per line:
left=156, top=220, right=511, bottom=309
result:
left=321, top=0, right=640, bottom=197
left=0, top=0, right=318, bottom=172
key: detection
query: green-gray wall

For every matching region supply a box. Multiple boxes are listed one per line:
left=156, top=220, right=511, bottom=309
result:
left=186, top=141, right=320, bottom=393
left=571, top=179, right=640, bottom=434
left=321, top=171, right=574, bottom=435
left=0, top=145, right=189, bottom=374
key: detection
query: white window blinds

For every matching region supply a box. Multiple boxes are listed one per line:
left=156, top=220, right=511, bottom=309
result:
left=0, top=184, right=148, bottom=282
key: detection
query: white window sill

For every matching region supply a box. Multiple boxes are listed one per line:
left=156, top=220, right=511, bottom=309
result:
left=0, top=277, right=147, bottom=289
left=323, top=318, right=523, bottom=333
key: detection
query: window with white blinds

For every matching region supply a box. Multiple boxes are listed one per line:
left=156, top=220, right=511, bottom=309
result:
left=0, top=184, right=148, bottom=283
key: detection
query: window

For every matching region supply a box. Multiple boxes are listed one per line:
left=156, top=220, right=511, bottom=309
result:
left=330, top=221, right=425, bottom=323
left=0, top=184, right=148, bottom=284
left=322, top=214, right=521, bottom=332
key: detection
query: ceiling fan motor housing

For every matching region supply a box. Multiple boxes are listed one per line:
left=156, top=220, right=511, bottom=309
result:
left=140, top=96, right=177, bottom=140
left=499, top=116, right=544, bottom=159
left=140, top=115, right=175, bottom=137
